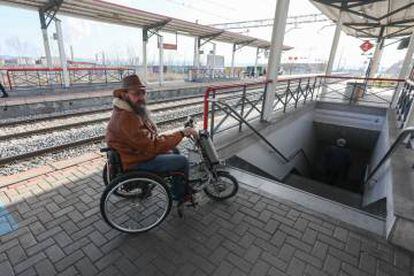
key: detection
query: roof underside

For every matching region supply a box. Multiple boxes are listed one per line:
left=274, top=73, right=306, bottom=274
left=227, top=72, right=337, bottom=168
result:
left=311, top=0, right=414, bottom=39
left=0, top=0, right=292, bottom=50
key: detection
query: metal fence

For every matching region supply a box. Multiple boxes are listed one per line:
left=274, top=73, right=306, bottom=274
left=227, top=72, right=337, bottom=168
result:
left=319, top=76, right=402, bottom=107
left=203, top=75, right=406, bottom=138
left=188, top=68, right=244, bottom=83
left=1, top=67, right=136, bottom=90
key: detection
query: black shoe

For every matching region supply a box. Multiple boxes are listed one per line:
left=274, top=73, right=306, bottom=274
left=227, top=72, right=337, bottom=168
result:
left=0, top=94, right=8, bottom=98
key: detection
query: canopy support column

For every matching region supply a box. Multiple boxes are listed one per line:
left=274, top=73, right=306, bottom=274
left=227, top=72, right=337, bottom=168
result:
left=39, top=11, right=53, bottom=69
left=158, top=35, right=164, bottom=86
left=369, top=27, right=385, bottom=78
left=231, top=43, right=236, bottom=78
left=392, top=31, right=414, bottom=106
left=254, top=47, right=260, bottom=77
left=193, top=37, right=200, bottom=68
left=326, top=13, right=342, bottom=76
left=142, top=29, right=148, bottom=83
left=369, top=39, right=384, bottom=78
left=212, top=43, right=216, bottom=79
left=321, top=12, right=342, bottom=98
left=262, top=0, right=290, bottom=121
left=55, top=19, right=70, bottom=88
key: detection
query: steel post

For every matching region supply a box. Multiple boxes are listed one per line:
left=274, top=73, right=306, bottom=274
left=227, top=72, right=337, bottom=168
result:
left=369, top=39, right=384, bottom=78
left=254, top=47, right=259, bottom=77
left=55, top=19, right=70, bottom=88
left=193, top=37, right=200, bottom=68
left=392, top=31, right=414, bottom=107
left=158, top=35, right=164, bottom=86
left=262, top=0, right=290, bottom=121
left=212, top=43, right=216, bottom=79
left=322, top=12, right=342, bottom=98
left=142, top=29, right=148, bottom=83
left=326, top=13, right=342, bottom=76
left=231, top=43, right=236, bottom=78
left=39, top=11, right=53, bottom=69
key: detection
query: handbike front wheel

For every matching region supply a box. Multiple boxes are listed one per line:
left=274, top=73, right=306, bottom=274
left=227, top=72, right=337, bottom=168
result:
left=204, top=171, right=239, bottom=200
left=100, top=171, right=172, bottom=233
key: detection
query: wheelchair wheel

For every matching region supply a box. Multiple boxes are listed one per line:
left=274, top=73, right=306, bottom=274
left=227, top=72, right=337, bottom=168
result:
left=204, top=171, right=238, bottom=201
left=100, top=171, right=172, bottom=233
left=103, top=164, right=142, bottom=198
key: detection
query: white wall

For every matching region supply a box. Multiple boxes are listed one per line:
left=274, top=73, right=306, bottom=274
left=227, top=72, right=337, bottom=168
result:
left=363, top=115, right=390, bottom=207
left=235, top=110, right=317, bottom=180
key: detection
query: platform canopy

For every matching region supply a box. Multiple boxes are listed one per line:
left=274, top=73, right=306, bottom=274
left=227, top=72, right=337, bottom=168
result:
left=311, top=0, right=414, bottom=39
left=0, top=0, right=292, bottom=50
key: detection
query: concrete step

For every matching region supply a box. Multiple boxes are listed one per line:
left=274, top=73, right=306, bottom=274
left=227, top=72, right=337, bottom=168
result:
left=284, top=173, right=362, bottom=209
left=228, top=167, right=385, bottom=236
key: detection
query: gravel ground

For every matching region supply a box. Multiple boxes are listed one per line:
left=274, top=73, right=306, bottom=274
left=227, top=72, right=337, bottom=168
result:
left=0, top=93, right=260, bottom=177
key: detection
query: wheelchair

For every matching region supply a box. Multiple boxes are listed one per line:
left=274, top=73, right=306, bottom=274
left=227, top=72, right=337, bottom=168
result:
left=100, top=146, right=238, bottom=233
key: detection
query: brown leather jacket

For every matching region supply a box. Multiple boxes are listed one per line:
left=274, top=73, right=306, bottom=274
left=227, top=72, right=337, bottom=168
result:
left=105, top=96, right=183, bottom=170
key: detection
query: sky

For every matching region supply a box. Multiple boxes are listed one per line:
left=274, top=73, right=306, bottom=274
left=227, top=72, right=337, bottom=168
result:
left=0, top=0, right=408, bottom=71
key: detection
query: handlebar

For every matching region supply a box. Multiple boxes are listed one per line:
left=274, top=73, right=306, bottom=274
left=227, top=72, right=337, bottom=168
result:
left=184, top=116, right=194, bottom=128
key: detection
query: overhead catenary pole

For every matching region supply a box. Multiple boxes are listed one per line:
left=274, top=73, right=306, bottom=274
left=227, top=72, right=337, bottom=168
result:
left=158, top=35, right=164, bottom=85
left=262, top=0, right=290, bottom=121
left=392, top=31, right=414, bottom=106
left=55, top=19, right=70, bottom=88
left=142, top=29, right=148, bottom=83
left=231, top=43, right=236, bottom=78
left=254, top=47, right=260, bottom=77
left=39, top=11, right=53, bottom=69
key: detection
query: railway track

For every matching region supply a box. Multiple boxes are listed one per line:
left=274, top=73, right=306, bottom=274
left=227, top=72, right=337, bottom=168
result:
left=0, top=99, right=205, bottom=141
left=0, top=111, right=204, bottom=166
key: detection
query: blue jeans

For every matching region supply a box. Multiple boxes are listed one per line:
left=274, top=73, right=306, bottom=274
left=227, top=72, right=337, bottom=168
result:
left=131, top=154, right=189, bottom=201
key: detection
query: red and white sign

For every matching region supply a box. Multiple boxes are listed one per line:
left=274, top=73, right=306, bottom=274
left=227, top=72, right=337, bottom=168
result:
left=360, top=40, right=373, bottom=52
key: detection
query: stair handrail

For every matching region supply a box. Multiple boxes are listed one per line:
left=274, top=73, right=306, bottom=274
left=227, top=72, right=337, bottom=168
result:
left=212, top=99, right=299, bottom=164
left=365, top=127, right=414, bottom=184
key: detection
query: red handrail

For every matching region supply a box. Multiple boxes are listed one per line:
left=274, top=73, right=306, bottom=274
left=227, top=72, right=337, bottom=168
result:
left=1, top=67, right=131, bottom=72
left=203, top=80, right=271, bottom=130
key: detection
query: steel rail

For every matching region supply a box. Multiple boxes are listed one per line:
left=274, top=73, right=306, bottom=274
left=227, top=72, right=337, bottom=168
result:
left=0, top=100, right=206, bottom=141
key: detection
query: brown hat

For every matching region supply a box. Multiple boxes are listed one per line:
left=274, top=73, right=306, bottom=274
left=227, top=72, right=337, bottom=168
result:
left=114, top=74, right=146, bottom=97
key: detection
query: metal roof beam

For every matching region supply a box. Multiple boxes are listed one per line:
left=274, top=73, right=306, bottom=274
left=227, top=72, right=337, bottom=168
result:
left=39, top=0, right=64, bottom=29
left=347, top=0, right=384, bottom=9
left=199, top=31, right=224, bottom=46
left=377, top=3, right=414, bottom=21
left=384, top=26, right=413, bottom=39
left=313, top=0, right=378, bottom=21
left=143, top=19, right=172, bottom=40
left=234, top=39, right=256, bottom=51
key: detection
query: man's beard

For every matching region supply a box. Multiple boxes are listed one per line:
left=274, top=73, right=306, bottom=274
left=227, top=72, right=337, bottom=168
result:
left=126, top=99, right=150, bottom=119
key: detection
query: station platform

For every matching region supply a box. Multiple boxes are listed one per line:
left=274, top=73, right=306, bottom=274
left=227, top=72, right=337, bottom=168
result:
left=0, top=153, right=412, bottom=276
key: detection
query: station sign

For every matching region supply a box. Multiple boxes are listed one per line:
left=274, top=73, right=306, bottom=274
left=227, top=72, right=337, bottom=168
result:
left=360, top=40, right=373, bottom=52
left=162, top=43, right=177, bottom=50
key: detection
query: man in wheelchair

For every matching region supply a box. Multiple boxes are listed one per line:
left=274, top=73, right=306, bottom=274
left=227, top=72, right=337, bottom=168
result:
left=105, top=74, right=197, bottom=202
